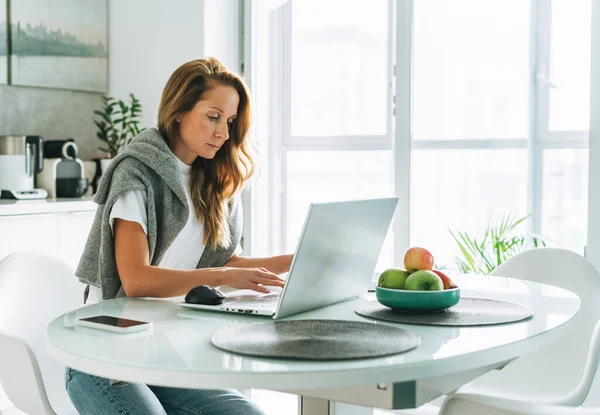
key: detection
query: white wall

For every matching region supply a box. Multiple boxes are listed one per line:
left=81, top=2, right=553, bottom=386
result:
left=204, top=0, right=242, bottom=72
left=0, top=86, right=102, bottom=160
left=108, top=0, right=241, bottom=129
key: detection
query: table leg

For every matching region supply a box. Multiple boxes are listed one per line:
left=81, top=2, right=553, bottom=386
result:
left=331, top=402, right=373, bottom=414
left=299, top=396, right=330, bottom=415
left=299, top=397, right=373, bottom=415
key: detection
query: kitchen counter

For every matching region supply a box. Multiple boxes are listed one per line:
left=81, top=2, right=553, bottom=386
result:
left=0, top=197, right=96, bottom=216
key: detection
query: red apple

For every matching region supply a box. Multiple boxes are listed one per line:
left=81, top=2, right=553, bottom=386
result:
left=432, top=269, right=458, bottom=290
left=404, top=247, right=434, bottom=272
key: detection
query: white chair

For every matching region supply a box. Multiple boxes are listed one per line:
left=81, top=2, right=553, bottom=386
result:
left=395, top=247, right=600, bottom=415
left=451, top=247, right=600, bottom=406
left=0, top=252, right=83, bottom=414
left=439, top=394, right=600, bottom=415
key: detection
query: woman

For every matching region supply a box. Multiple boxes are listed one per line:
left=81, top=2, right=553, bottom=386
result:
left=66, top=57, right=292, bottom=415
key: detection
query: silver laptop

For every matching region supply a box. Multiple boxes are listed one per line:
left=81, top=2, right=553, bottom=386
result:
left=179, top=197, right=399, bottom=319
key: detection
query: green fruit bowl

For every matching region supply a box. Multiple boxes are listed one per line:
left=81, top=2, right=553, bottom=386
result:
left=375, top=286, right=461, bottom=312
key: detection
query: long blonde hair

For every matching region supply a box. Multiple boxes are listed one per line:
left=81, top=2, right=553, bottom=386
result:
left=157, top=57, right=255, bottom=249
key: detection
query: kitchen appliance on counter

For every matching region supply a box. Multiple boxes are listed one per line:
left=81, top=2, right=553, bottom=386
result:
left=0, top=136, right=48, bottom=199
left=44, top=138, right=77, bottom=159
left=37, top=140, right=88, bottom=198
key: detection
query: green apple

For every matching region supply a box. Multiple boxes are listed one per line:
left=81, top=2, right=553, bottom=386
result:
left=378, top=268, right=410, bottom=289
left=404, top=270, right=444, bottom=291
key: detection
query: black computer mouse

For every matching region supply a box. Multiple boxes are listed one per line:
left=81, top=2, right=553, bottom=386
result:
left=185, top=285, right=226, bottom=306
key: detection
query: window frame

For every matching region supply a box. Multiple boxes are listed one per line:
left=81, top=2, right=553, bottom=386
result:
left=531, top=0, right=590, bottom=235
left=244, top=0, right=591, bottom=262
left=277, top=0, right=397, bottom=255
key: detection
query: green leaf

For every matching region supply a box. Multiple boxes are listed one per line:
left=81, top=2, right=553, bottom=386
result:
left=509, top=213, right=531, bottom=230
left=450, top=230, right=478, bottom=273
left=95, top=93, right=143, bottom=156
left=450, top=212, right=544, bottom=275
left=93, top=110, right=111, bottom=123
left=93, top=120, right=107, bottom=131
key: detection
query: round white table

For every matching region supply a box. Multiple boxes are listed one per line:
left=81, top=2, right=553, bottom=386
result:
left=47, top=274, right=580, bottom=414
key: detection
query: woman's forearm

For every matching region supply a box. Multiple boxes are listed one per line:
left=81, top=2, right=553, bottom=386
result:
left=225, top=254, right=293, bottom=275
left=114, top=219, right=285, bottom=298
left=121, top=265, right=226, bottom=298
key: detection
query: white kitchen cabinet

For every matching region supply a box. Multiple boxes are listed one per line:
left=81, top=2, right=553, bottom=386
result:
left=0, top=199, right=97, bottom=267
left=0, top=213, right=60, bottom=260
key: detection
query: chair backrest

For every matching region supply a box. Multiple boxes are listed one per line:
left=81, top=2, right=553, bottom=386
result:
left=470, top=248, right=600, bottom=404
left=0, top=330, right=57, bottom=415
left=440, top=394, right=600, bottom=415
left=0, top=251, right=83, bottom=414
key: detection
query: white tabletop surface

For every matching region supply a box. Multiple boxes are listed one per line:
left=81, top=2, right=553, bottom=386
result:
left=47, top=274, right=580, bottom=391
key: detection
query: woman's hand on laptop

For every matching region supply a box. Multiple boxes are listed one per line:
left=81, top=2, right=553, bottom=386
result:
left=224, top=254, right=294, bottom=275
left=219, top=267, right=286, bottom=293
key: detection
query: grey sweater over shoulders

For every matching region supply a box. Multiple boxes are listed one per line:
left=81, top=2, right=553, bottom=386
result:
left=76, top=127, right=242, bottom=300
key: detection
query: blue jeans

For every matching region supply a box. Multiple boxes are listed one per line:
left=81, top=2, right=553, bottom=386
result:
left=65, top=368, right=265, bottom=415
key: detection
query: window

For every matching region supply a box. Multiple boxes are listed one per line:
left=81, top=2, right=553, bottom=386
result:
left=410, top=0, right=532, bottom=265
left=548, top=0, right=591, bottom=132
left=410, top=0, right=591, bottom=261
left=410, top=149, right=529, bottom=266
left=412, top=0, right=531, bottom=140
left=539, top=0, right=591, bottom=254
left=290, top=0, right=389, bottom=136
left=250, top=0, right=591, bottom=271
left=250, top=0, right=395, bottom=267
left=541, top=149, right=589, bottom=254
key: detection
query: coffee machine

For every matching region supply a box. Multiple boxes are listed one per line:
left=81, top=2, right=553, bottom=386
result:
left=37, top=140, right=88, bottom=198
left=0, top=136, right=48, bottom=199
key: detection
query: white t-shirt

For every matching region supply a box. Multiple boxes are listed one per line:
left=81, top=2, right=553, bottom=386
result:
left=87, top=157, right=241, bottom=303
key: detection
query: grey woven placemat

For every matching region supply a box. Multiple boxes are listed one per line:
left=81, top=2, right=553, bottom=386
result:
left=211, top=319, right=421, bottom=360
left=355, top=297, right=533, bottom=326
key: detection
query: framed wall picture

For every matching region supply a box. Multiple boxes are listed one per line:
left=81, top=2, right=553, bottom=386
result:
left=0, top=0, right=7, bottom=84
left=10, top=0, right=107, bottom=92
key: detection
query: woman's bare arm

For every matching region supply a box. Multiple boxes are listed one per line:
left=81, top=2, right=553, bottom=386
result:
left=224, top=254, right=293, bottom=275
left=114, top=219, right=285, bottom=297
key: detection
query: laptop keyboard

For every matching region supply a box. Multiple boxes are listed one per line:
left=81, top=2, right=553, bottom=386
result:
left=224, top=272, right=379, bottom=310
left=227, top=293, right=280, bottom=309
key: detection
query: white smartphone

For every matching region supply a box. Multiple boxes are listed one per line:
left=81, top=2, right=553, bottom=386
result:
left=75, top=315, right=153, bottom=334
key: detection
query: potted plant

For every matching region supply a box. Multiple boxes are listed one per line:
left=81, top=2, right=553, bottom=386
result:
left=94, top=93, right=143, bottom=173
left=450, top=213, right=547, bottom=274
